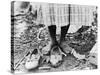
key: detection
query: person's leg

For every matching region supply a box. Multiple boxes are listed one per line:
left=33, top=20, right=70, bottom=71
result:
left=48, top=25, right=58, bottom=46
left=60, top=24, right=70, bottom=43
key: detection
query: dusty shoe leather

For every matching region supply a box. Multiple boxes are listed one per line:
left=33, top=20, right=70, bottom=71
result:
left=50, top=54, right=62, bottom=67
left=25, top=58, right=38, bottom=70
left=25, top=49, right=40, bottom=70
